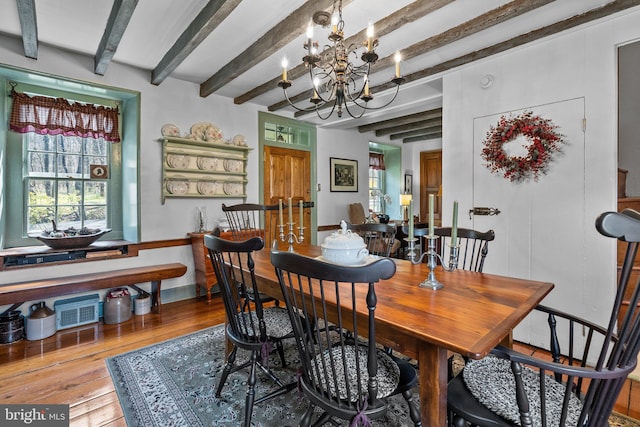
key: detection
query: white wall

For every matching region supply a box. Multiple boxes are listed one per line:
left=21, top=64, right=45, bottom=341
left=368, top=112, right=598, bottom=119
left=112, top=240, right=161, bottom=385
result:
left=315, top=127, right=371, bottom=242
left=442, top=8, right=640, bottom=342
left=0, top=34, right=267, bottom=305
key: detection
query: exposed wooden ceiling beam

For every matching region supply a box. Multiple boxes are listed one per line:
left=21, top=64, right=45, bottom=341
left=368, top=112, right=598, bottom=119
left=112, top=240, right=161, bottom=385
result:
left=16, top=0, right=37, bottom=59
left=94, top=0, right=139, bottom=76
left=375, top=117, right=442, bottom=137
left=289, top=0, right=553, bottom=117
left=152, top=0, right=242, bottom=85
left=358, top=108, right=442, bottom=133
left=364, top=0, right=640, bottom=99
left=294, top=0, right=638, bottom=118
left=233, top=0, right=453, bottom=105
left=404, top=132, right=442, bottom=143
left=390, top=125, right=442, bottom=140
left=199, top=0, right=348, bottom=98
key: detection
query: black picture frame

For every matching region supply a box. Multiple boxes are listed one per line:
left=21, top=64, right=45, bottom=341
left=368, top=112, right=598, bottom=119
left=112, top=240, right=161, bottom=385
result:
left=330, top=157, right=358, bottom=192
left=404, top=173, right=413, bottom=194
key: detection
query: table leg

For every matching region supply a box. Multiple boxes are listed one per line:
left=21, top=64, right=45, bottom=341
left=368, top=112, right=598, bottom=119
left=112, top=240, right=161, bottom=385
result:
left=417, top=342, right=448, bottom=426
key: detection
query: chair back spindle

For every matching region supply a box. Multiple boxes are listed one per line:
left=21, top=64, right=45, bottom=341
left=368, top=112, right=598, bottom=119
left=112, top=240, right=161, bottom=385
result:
left=346, top=222, right=399, bottom=257
left=448, top=209, right=640, bottom=427
left=272, top=251, right=422, bottom=425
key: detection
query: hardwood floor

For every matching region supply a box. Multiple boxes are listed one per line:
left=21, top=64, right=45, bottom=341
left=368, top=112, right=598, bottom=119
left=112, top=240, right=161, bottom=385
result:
left=0, top=297, right=225, bottom=426
left=1, top=296, right=638, bottom=425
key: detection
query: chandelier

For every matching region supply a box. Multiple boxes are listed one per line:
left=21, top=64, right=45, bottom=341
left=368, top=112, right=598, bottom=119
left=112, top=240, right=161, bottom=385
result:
left=278, top=0, right=404, bottom=120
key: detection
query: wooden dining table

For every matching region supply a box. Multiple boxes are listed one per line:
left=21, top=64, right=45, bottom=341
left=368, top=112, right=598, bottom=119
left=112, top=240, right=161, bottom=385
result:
left=250, top=244, right=554, bottom=426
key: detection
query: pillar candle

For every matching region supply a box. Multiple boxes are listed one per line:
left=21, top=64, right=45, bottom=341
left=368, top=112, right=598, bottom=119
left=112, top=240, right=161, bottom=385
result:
left=451, top=201, right=458, bottom=245
left=408, top=200, right=414, bottom=239
left=288, top=197, right=293, bottom=224
left=299, top=199, right=303, bottom=226
left=279, top=199, right=283, bottom=226
left=428, top=194, right=434, bottom=236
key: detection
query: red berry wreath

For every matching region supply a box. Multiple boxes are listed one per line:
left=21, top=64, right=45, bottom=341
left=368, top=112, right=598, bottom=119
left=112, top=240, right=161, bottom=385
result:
left=481, top=111, right=565, bottom=182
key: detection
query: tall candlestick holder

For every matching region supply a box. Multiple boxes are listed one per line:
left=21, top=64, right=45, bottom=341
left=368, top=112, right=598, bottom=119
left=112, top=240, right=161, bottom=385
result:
left=407, top=235, right=459, bottom=290
left=278, top=222, right=304, bottom=252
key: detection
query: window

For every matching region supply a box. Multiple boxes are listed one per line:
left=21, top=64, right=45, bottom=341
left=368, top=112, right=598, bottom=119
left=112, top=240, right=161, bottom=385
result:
left=25, top=133, right=111, bottom=233
left=369, top=152, right=386, bottom=214
left=1, top=69, right=139, bottom=249
left=369, top=167, right=384, bottom=213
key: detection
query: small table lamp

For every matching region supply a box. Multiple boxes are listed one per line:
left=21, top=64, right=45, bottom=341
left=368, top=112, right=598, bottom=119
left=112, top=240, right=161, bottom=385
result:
left=400, top=193, right=412, bottom=224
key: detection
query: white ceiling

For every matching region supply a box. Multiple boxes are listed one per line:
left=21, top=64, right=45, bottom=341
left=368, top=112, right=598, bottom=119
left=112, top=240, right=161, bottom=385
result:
left=0, top=0, right=632, bottom=130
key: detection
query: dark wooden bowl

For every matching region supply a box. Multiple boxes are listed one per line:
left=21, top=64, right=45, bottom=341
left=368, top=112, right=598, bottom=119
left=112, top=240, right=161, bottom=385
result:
left=32, top=229, right=112, bottom=250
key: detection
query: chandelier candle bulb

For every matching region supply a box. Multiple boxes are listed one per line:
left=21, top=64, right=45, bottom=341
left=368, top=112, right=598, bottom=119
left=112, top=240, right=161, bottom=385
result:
left=451, top=201, right=458, bottom=244
left=306, top=22, right=314, bottom=39
left=281, top=58, right=288, bottom=81
left=395, top=51, right=401, bottom=78
left=429, top=194, right=434, bottom=236
left=288, top=197, right=293, bottom=224
left=367, top=21, right=374, bottom=51
left=364, top=78, right=370, bottom=97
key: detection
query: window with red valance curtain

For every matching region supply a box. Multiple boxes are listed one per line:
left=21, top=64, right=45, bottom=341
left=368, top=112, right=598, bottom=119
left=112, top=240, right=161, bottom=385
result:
left=9, top=89, right=121, bottom=142
left=369, top=152, right=386, bottom=170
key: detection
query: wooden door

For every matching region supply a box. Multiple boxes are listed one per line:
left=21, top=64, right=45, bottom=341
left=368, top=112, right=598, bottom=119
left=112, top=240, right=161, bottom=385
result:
left=264, top=145, right=311, bottom=248
left=420, top=151, right=442, bottom=225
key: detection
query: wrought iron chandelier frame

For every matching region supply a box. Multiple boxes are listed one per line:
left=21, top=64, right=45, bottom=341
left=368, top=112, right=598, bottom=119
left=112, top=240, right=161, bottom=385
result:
left=278, top=0, right=404, bottom=120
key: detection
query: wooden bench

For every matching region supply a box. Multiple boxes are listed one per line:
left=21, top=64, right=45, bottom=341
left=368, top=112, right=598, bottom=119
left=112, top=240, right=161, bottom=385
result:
left=0, top=263, right=187, bottom=315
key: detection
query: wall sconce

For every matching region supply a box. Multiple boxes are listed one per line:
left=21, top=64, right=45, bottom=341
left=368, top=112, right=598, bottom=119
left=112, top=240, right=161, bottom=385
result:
left=400, top=193, right=412, bottom=224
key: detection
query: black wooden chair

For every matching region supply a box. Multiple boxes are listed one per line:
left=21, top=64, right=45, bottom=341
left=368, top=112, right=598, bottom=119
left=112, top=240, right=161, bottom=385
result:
left=434, top=227, right=495, bottom=272
left=222, top=203, right=280, bottom=245
left=447, top=209, right=640, bottom=427
left=222, top=202, right=283, bottom=307
left=271, top=250, right=422, bottom=427
left=346, top=222, right=401, bottom=257
left=204, top=235, right=296, bottom=427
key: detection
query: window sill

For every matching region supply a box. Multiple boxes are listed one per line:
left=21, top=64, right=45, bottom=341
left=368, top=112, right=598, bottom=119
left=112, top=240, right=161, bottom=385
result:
left=0, top=240, right=138, bottom=271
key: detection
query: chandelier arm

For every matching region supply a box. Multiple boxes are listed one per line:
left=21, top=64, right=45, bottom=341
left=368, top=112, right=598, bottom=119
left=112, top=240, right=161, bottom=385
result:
left=315, top=101, right=338, bottom=120
left=281, top=87, right=328, bottom=113
left=341, top=100, right=368, bottom=119
left=348, top=84, right=401, bottom=111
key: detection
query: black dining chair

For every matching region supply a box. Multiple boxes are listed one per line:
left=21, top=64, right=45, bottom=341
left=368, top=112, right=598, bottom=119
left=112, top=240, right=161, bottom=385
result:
left=346, top=222, right=401, bottom=257
left=433, top=227, right=495, bottom=272
left=447, top=209, right=640, bottom=427
left=271, top=250, right=422, bottom=427
left=222, top=202, right=283, bottom=307
left=204, top=235, right=296, bottom=427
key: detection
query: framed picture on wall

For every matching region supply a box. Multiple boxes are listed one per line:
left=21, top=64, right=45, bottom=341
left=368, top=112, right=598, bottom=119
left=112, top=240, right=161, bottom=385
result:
left=404, top=174, right=413, bottom=194
left=330, top=157, right=358, bottom=192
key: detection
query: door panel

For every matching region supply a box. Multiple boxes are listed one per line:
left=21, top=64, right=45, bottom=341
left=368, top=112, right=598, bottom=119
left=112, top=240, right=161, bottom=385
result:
left=420, top=151, right=442, bottom=224
left=472, top=98, right=585, bottom=346
left=264, top=145, right=311, bottom=248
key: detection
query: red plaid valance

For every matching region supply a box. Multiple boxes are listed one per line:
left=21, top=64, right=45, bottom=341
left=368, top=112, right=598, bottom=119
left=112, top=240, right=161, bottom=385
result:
left=9, top=89, right=121, bottom=142
left=369, top=152, right=386, bottom=170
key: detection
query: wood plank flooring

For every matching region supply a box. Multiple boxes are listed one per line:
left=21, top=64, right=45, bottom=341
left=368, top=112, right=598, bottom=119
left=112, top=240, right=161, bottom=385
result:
left=0, top=297, right=225, bottom=426
left=1, top=296, right=638, bottom=425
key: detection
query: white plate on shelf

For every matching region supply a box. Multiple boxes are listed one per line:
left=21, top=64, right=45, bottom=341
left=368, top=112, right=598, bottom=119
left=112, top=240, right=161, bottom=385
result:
left=161, top=123, right=180, bottom=137
left=166, top=153, right=189, bottom=169
left=315, top=255, right=380, bottom=266
left=196, top=180, right=217, bottom=196
left=196, top=156, right=218, bottom=171
left=166, top=177, right=189, bottom=195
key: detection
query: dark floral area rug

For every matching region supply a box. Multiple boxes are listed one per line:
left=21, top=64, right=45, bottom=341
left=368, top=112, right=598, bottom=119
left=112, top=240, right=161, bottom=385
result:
left=106, top=325, right=414, bottom=426
left=107, top=325, right=639, bottom=427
